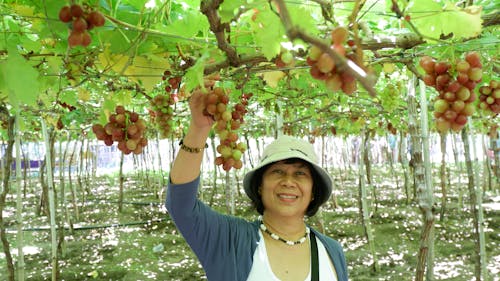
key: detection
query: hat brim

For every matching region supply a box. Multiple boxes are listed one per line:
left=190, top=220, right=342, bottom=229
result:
left=243, top=150, right=333, bottom=206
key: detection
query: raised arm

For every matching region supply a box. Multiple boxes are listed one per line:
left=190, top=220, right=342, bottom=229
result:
left=170, top=88, right=214, bottom=184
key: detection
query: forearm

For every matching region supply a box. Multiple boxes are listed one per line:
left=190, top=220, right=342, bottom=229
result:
left=170, top=122, right=211, bottom=184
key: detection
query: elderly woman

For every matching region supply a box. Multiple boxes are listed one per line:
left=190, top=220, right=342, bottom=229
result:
left=166, top=90, right=348, bottom=281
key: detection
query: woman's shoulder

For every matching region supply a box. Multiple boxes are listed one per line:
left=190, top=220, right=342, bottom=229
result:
left=227, top=216, right=260, bottom=234
left=310, top=228, right=343, bottom=250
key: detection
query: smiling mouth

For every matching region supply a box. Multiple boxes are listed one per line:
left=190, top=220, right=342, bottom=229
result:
left=278, top=194, right=298, bottom=199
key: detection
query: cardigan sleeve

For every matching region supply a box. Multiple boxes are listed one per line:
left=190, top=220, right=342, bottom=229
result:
left=165, top=177, right=259, bottom=281
left=165, top=177, right=230, bottom=267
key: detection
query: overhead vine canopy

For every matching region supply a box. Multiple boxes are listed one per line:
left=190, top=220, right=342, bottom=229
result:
left=0, top=0, right=498, bottom=140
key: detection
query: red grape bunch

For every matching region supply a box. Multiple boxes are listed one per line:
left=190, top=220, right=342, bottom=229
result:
left=420, top=51, right=483, bottom=133
left=306, top=26, right=359, bottom=95
left=162, top=70, right=182, bottom=95
left=92, top=106, right=148, bottom=155
left=203, top=87, right=250, bottom=171
left=478, top=80, right=500, bottom=115
left=149, top=70, right=182, bottom=139
left=58, top=4, right=105, bottom=47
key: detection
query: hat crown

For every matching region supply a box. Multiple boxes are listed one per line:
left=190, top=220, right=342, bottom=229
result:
left=260, top=135, right=318, bottom=164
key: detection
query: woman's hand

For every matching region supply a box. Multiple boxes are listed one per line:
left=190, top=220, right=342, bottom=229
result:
left=188, top=88, right=215, bottom=131
left=188, top=75, right=219, bottom=130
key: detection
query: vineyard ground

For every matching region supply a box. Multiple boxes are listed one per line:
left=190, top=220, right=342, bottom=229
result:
left=1, top=164, right=499, bottom=281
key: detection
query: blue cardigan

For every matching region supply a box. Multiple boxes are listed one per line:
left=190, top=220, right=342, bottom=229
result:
left=166, top=177, right=349, bottom=281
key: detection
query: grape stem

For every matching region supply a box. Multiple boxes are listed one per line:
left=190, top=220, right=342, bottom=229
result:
left=273, top=0, right=377, bottom=97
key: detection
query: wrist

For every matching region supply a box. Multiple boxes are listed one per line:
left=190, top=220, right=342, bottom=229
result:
left=189, top=118, right=212, bottom=131
left=182, top=125, right=211, bottom=148
left=179, top=139, right=208, bottom=153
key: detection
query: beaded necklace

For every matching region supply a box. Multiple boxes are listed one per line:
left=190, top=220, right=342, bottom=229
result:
left=259, top=221, right=310, bottom=246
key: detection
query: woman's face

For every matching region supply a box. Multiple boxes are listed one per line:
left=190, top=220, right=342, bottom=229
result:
left=259, top=160, right=314, bottom=219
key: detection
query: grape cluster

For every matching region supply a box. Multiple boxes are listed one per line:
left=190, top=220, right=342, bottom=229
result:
left=149, top=70, right=182, bottom=138
left=478, top=80, right=500, bottom=115
left=92, top=106, right=148, bottom=154
left=58, top=4, right=105, bottom=47
left=204, top=88, right=251, bottom=171
left=420, top=51, right=482, bottom=133
left=306, top=27, right=358, bottom=95
left=162, top=70, right=182, bottom=94
left=150, top=94, right=175, bottom=138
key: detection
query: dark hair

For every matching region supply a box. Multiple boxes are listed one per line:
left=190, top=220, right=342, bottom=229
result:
left=248, top=158, right=327, bottom=217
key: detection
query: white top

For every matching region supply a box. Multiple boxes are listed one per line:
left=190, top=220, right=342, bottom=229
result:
left=246, top=229, right=338, bottom=281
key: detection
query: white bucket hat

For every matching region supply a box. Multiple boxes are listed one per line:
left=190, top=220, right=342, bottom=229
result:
left=243, top=135, right=333, bottom=211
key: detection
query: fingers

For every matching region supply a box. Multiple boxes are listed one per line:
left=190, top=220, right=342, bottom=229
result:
left=188, top=73, right=221, bottom=117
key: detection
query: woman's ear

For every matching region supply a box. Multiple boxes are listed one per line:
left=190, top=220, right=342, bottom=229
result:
left=258, top=186, right=262, bottom=195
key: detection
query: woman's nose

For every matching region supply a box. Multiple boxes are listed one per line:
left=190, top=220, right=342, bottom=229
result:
left=280, top=174, right=295, bottom=186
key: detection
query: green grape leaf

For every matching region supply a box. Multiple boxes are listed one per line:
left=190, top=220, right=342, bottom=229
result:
left=0, top=47, right=39, bottom=107
left=113, top=90, right=133, bottom=106
left=101, top=98, right=117, bottom=124
left=60, top=109, right=83, bottom=127
left=123, top=0, right=150, bottom=10
left=408, top=1, right=482, bottom=40
left=60, top=90, right=78, bottom=106
left=219, top=0, right=268, bottom=23
left=259, top=91, right=278, bottom=101
left=252, top=9, right=284, bottom=60
left=260, top=71, right=286, bottom=88
left=219, top=0, right=242, bottom=23
left=455, top=32, right=499, bottom=52
left=163, top=10, right=209, bottom=39
left=336, top=118, right=351, bottom=133
left=183, top=54, right=208, bottom=93
left=288, top=6, right=318, bottom=37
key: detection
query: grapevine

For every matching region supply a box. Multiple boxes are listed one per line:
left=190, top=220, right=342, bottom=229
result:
left=92, top=106, right=148, bottom=155
left=478, top=80, right=500, bottom=115
left=306, top=26, right=360, bottom=95
left=203, top=86, right=252, bottom=171
left=58, top=4, right=105, bottom=47
left=420, top=51, right=482, bottom=133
